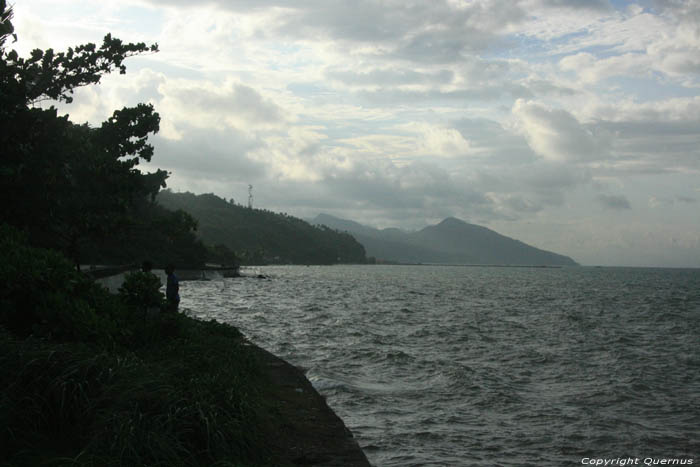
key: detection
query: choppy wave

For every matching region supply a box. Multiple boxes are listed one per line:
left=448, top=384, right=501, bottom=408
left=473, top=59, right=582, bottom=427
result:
left=181, top=265, right=700, bottom=466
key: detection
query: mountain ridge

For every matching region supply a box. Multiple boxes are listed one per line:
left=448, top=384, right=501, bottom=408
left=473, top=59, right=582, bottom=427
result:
left=156, top=192, right=367, bottom=265
left=312, top=214, right=578, bottom=266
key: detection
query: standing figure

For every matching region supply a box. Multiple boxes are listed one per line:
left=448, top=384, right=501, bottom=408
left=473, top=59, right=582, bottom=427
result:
left=165, top=264, right=180, bottom=312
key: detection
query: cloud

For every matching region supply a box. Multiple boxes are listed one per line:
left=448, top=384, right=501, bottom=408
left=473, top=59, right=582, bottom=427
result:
left=15, top=0, right=700, bottom=267
left=649, top=195, right=698, bottom=208
left=142, top=0, right=528, bottom=64
left=151, top=129, right=266, bottom=182
left=580, top=97, right=700, bottom=174
left=357, top=84, right=532, bottom=106
left=390, top=28, right=494, bottom=64
left=512, top=99, right=611, bottom=163
left=161, top=81, right=285, bottom=131
left=326, top=67, right=454, bottom=88
left=535, top=0, right=611, bottom=10
left=487, top=193, right=543, bottom=214
left=597, top=194, right=631, bottom=210
left=390, top=122, right=473, bottom=158
left=559, top=52, right=652, bottom=84
left=653, top=0, right=700, bottom=29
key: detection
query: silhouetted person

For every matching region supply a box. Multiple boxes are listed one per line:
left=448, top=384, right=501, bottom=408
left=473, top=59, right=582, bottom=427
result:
left=165, top=264, right=180, bottom=312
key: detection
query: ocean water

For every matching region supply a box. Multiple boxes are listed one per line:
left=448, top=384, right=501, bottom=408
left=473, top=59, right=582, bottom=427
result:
left=179, top=265, right=700, bottom=466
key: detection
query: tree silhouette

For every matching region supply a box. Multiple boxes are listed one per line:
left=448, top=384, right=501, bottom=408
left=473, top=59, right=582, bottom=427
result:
left=0, top=0, right=175, bottom=267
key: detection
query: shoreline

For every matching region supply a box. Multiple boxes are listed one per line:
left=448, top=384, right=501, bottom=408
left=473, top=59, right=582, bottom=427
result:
left=89, top=267, right=370, bottom=464
left=242, top=335, right=370, bottom=466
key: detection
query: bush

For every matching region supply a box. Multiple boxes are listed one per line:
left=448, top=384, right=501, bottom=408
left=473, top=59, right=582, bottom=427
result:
left=0, top=224, right=118, bottom=342
left=0, top=224, right=268, bottom=465
left=118, top=271, right=165, bottom=311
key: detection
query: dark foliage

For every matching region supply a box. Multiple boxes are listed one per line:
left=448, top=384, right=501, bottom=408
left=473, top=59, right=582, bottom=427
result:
left=118, top=271, right=165, bottom=312
left=79, top=201, right=209, bottom=268
left=207, top=243, right=240, bottom=267
left=0, top=0, right=196, bottom=267
left=0, top=4, right=299, bottom=464
left=157, top=190, right=367, bottom=265
left=0, top=224, right=121, bottom=342
left=0, top=224, right=267, bottom=466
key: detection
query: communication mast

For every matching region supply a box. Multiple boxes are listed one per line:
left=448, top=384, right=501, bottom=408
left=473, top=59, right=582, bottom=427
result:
left=248, top=184, right=253, bottom=209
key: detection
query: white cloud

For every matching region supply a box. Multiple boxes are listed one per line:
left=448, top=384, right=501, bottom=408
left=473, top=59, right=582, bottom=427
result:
left=10, top=0, right=700, bottom=266
left=511, top=99, right=611, bottom=163
left=559, top=52, right=652, bottom=84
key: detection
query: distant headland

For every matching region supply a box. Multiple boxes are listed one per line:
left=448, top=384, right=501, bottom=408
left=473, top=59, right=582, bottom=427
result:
left=313, top=214, right=578, bottom=267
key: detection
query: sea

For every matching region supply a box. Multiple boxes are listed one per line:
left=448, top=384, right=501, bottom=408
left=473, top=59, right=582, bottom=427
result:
left=179, top=265, right=700, bottom=467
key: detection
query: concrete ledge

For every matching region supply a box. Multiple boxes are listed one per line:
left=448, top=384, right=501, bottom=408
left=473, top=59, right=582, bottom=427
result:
left=246, top=339, right=371, bottom=466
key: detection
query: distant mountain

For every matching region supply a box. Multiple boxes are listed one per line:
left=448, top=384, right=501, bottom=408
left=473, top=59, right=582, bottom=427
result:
left=157, top=191, right=366, bottom=265
left=312, top=214, right=577, bottom=266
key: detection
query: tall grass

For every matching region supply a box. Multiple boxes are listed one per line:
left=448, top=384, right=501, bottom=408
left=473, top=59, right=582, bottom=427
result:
left=1, top=317, right=268, bottom=466
left=0, top=226, right=270, bottom=466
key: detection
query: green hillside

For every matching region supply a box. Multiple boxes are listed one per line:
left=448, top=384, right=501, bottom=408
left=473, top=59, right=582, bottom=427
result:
left=157, top=191, right=367, bottom=265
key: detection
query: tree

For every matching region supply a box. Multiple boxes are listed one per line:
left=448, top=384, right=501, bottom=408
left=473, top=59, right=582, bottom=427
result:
left=0, top=0, right=171, bottom=267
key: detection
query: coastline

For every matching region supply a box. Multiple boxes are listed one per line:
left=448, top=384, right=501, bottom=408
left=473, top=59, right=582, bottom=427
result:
left=1, top=309, right=371, bottom=466
left=1, top=247, right=371, bottom=465
left=92, top=267, right=370, bottom=464
left=243, top=335, right=370, bottom=466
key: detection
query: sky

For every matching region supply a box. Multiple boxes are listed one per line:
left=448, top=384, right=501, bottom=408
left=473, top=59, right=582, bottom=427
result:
left=11, top=0, right=700, bottom=267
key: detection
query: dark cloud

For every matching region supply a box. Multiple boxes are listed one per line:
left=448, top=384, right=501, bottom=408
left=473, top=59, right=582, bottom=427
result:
left=470, top=160, right=590, bottom=212
left=152, top=130, right=267, bottom=181
left=597, top=194, right=632, bottom=210
left=319, top=160, right=489, bottom=211
left=524, top=162, right=591, bottom=191
left=503, top=195, right=543, bottom=213
left=391, top=29, right=494, bottom=64
left=169, top=83, right=284, bottom=124
left=357, top=85, right=532, bottom=106
left=653, top=0, right=700, bottom=21
left=452, top=118, right=537, bottom=165
left=459, top=58, right=514, bottom=85
left=326, top=68, right=454, bottom=87
left=246, top=157, right=502, bottom=228
left=525, top=80, right=577, bottom=97
left=598, top=119, right=700, bottom=174
left=275, top=0, right=526, bottom=49
left=537, top=0, right=612, bottom=10
left=146, top=0, right=528, bottom=63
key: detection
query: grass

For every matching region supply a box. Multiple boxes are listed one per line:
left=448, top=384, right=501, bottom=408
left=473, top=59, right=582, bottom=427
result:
left=0, top=311, right=272, bottom=467
left=0, top=225, right=312, bottom=466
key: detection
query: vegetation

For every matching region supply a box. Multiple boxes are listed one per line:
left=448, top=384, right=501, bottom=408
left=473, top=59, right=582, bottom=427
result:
left=0, top=0, right=206, bottom=269
left=0, top=4, right=367, bottom=464
left=0, top=225, right=270, bottom=466
left=157, top=190, right=367, bottom=265
left=0, top=4, right=290, bottom=465
left=78, top=202, right=209, bottom=268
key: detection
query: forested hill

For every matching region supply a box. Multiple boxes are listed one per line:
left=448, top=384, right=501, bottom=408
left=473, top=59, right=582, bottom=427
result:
left=157, top=191, right=367, bottom=265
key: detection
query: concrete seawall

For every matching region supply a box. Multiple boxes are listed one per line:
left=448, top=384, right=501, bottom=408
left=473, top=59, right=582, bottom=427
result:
left=245, top=338, right=371, bottom=466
